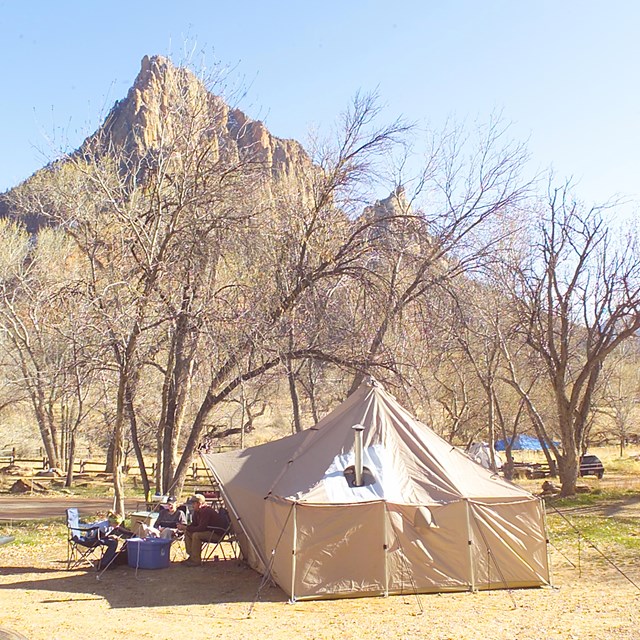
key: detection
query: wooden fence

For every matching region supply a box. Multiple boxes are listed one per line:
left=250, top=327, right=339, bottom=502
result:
left=0, top=449, right=231, bottom=484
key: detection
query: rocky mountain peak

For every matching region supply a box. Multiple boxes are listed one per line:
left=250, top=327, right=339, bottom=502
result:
left=90, top=54, right=313, bottom=188
left=2, top=54, right=318, bottom=230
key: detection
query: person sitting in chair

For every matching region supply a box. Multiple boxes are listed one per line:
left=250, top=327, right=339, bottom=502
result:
left=177, top=494, right=230, bottom=566
left=97, top=512, right=135, bottom=571
left=142, top=496, right=187, bottom=539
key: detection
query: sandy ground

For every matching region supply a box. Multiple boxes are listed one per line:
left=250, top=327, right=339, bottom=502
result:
left=1, top=530, right=640, bottom=640
left=1, top=473, right=640, bottom=640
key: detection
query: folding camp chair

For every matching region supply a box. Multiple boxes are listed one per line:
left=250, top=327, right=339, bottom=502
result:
left=65, top=508, right=110, bottom=570
left=202, top=523, right=239, bottom=562
left=169, top=528, right=188, bottom=561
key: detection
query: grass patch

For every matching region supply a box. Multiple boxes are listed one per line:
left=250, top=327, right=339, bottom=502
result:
left=547, top=512, right=640, bottom=552
left=544, top=489, right=640, bottom=559
left=0, top=520, right=67, bottom=546
left=546, top=488, right=638, bottom=509
left=603, top=456, right=640, bottom=474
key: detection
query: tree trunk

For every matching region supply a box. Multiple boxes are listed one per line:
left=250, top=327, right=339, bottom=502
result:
left=105, top=439, right=115, bottom=473
left=111, top=376, right=127, bottom=517
left=125, top=385, right=151, bottom=500
left=529, top=415, right=558, bottom=478
left=348, top=314, right=392, bottom=396
left=487, top=389, right=498, bottom=472
left=158, top=312, right=197, bottom=495
left=65, top=432, right=75, bottom=488
left=502, top=448, right=515, bottom=481
left=287, top=355, right=303, bottom=434
left=34, top=409, right=59, bottom=469
left=557, top=450, right=578, bottom=496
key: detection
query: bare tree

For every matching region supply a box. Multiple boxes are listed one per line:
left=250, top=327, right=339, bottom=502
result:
left=0, top=221, right=100, bottom=472
left=501, top=185, right=640, bottom=495
left=594, top=340, right=640, bottom=455
left=7, top=61, right=411, bottom=508
left=346, top=117, right=531, bottom=394
left=170, top=91, right=410, bottom=495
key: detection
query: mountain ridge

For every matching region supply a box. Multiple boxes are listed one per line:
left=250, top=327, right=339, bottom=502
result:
left=82, top=54, right=316, bottom=195
left=1, top=54, right=316, bottom=224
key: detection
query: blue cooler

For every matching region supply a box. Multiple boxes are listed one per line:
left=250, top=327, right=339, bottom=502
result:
left=127, top=537, right=172, bottom=569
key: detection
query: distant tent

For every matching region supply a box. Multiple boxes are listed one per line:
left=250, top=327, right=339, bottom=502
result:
left=467, top=442, right=503, bottom=470
left=201, top=378, right=550, bottom=601
left=495, top=434, right=545, bottom=451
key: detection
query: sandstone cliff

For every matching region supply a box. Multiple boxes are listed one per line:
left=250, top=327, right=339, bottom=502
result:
left=2, top=55, right=316, bottom=228
left=92, top=55, right=314, bottom=190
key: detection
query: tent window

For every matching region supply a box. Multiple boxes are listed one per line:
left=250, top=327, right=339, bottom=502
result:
left=343, top=465, right=376, bottom=488
left=414, top=506, right=438, bottom=530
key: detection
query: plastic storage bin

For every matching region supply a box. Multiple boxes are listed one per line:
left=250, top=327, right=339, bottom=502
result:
left=127, top=537, right=172, bottom=569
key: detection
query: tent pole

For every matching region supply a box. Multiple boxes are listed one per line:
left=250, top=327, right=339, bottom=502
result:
left=248, top=501, right=296, bottom=618
left=290, top=502, right=298, bottom=602
left=464, top=498, right=476, bottom=592
left=383, top=502, right=389, bottom=597
left=541, top=500, right=554, bottom=588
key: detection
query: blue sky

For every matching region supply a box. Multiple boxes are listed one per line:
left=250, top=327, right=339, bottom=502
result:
left=1, top=1, right=639, bottom=218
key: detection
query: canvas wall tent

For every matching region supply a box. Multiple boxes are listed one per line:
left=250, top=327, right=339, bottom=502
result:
left=201, top=378, right=550, bottom=601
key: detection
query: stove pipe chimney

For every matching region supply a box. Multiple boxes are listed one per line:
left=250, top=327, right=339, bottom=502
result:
left=352, top=424, right=365, bottom=487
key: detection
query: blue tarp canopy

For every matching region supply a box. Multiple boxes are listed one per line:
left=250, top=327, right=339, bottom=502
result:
left=495, top=435, right=545, bottom=451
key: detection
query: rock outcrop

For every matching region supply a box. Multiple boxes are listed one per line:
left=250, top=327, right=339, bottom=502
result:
left=365, top=186, right=410, bottom=220
left=89, top=55, right=314, bottom=190
left=2, top=54, right=317, bottom=227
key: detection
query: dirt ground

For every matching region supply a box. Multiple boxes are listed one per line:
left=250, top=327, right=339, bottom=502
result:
left=1, top=471, right=640, bottom=640
left=1, top=516, right=640, bottom=640
left=0, top=496, right=139, bottom=521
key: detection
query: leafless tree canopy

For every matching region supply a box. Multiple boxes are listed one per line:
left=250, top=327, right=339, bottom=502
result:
left=1, top=60, right=638, bottom=502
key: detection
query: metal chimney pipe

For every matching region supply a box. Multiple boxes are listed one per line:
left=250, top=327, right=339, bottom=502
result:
left=352, top=424, right=365, bottom=487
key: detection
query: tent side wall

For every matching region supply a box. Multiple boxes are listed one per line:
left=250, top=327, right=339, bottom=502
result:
left=201, top=453, right=273, bottom=575
left=266, top=498, right=549, bottom=600
left=267, top=500, right=387, bottom=600
left=385, top=501, right=473, bottom=594
left=468, top=498, right=550, bottom=589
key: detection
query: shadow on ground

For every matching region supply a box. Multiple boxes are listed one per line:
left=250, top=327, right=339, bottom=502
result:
left=0, top=559, right=287, bottom=609
left=549, top=494, right=640, bottom=518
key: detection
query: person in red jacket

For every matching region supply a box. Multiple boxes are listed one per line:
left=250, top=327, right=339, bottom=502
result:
left=177, top=493, right=230, bottom=566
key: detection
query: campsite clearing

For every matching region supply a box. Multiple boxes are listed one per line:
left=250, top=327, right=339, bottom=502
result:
left=1, top=510, right=640, bottom=640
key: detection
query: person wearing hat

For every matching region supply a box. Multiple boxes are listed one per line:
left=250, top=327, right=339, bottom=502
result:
left=177, top=494, right=230, bottom=566
left=153, top=496, right=187, bottom=539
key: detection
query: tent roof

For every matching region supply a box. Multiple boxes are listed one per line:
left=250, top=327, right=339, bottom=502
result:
left=204, top=378, right=533, bottom=506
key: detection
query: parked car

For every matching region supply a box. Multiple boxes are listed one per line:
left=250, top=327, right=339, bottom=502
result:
left=579, top=454, right=604, bottom=479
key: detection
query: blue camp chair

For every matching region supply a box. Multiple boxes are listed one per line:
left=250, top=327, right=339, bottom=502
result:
left=65, top=508, right=110, bottom=570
